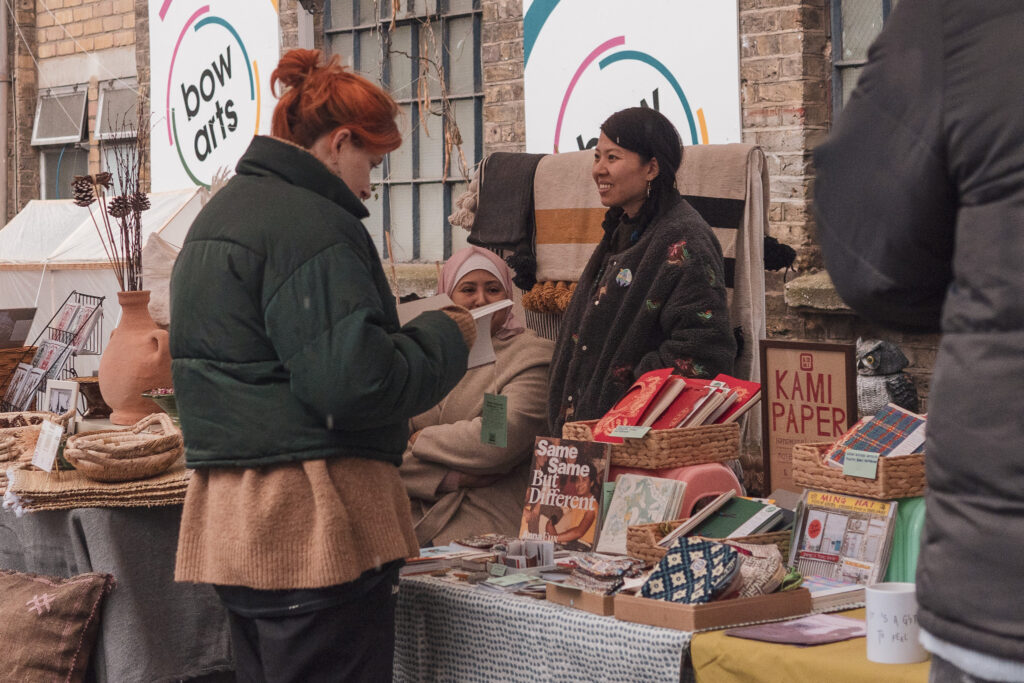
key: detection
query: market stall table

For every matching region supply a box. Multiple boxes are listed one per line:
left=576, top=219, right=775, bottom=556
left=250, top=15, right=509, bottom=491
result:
left=0, top=505, right=233, bottom=683
left=689, top=608, right=930, bottom=682
left=394, top=574, right=697, bottom=682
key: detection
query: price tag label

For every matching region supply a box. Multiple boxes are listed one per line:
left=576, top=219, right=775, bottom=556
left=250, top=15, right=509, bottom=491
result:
left=610, top=425, right=651, bottom=439
left=31, top=421, right=64, bottom=473
left=481, top=393, right=508, bottom=448
left=843, top=449, right=880, bottom=479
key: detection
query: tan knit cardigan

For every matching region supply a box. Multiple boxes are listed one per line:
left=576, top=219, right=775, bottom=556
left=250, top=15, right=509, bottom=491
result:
left=401, top=331, right=554, bottom=546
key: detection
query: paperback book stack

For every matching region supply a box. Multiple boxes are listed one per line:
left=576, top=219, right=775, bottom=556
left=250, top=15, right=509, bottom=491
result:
left=788, top=489, right=899, bottom=612
left=596, top=474, right=687, bottom=555
left=589, top=369, right=762, bottom=444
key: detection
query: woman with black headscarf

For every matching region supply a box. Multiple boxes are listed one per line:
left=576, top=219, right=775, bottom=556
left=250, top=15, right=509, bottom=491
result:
left=548, top=107, right=736, bottom=434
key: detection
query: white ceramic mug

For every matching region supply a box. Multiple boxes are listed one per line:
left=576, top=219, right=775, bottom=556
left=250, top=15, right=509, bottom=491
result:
left=865, top=582, right=929, bottom=664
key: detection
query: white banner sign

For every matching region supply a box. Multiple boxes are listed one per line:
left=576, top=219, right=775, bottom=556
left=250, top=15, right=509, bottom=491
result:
left=149, top=0, right=280, bottom=191
left=522, top=0, right=741, bottom=153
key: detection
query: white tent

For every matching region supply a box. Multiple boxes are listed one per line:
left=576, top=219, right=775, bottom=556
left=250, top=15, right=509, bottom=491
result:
left=0, top=188, right=202, bottom=376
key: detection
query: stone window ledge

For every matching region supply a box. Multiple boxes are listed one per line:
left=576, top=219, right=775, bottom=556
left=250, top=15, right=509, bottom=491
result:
left=783, top=270, right=854, bottom=314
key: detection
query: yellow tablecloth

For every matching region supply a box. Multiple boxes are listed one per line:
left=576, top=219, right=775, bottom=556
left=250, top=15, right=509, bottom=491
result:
left=690, top=609, right=930, bottom=683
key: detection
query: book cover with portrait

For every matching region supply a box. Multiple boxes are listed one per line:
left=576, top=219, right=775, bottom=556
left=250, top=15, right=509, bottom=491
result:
left=518, top=436, right=611, bottom=552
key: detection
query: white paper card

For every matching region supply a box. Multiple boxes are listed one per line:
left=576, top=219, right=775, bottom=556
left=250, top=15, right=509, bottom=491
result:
left=609, top=425, right=651, bottom=439
left=30, top=421, right=64, bottom=473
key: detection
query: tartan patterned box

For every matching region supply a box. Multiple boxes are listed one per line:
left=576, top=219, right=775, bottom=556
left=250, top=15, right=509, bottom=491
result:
left=792, top=442, right=926, bottom=499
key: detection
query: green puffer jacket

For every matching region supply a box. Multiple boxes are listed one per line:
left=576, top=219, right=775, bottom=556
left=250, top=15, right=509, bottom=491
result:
left=169, top=136, right=468, bottom=468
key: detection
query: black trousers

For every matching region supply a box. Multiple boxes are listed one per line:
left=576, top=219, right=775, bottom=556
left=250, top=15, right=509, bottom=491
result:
left=214, top=561, right=402, bottom=683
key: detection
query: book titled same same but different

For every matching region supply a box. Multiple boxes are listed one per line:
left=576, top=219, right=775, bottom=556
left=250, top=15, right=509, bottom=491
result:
left=516, top=370, right=782, bottom=557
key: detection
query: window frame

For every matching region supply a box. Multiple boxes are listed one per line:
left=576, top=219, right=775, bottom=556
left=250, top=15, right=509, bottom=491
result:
left=829, top=0, right=893, bottom=115
left=95, top=79, right=140, bottom=142
left=39, top=144, right=89, bottom=200
left=31, top=85, right=88, bottom=147
left=324, top=0, right=483, bottom=262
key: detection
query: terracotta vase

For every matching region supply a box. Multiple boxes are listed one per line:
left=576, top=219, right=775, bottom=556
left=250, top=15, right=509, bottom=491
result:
left=98, top=290, right=173, bottom=425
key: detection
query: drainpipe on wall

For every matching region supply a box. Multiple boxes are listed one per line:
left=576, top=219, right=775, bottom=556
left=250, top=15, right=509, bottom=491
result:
left=0, top=5, right=9, bottom=225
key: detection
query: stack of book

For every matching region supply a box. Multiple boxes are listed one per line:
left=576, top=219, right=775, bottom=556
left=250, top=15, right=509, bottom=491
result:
left=591, top=369, right=761, bottom=443
left=656, top=490, right=791, bottom=549
left=823, top=403, right=926, bottom=468
left=596, top=474, right=687, bottom=555
left=788, top=489, right=898, bottom=593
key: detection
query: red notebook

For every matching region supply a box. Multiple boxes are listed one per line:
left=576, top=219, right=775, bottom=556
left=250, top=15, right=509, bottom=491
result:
left=650, top=378, right=715, bottom=430
left=712, top=374, right=762, bottom=424
left=592, top=369, right=675, bottom=443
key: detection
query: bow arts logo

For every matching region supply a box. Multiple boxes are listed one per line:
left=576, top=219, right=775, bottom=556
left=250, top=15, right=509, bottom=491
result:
left=163, top=5, right=263, bottom=188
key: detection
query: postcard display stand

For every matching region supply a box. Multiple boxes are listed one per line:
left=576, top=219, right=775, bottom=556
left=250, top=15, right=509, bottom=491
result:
left=0, top=291, right=104, bottom=412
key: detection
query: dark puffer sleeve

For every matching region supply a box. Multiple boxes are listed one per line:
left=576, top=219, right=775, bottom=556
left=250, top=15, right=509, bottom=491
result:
left=813, top=0, right=953, bottom=332
left=264, top=239, right=469, bottom=429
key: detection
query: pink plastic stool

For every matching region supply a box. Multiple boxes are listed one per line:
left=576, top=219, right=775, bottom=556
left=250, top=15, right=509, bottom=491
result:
left=609, top=462, right=743, bottom=520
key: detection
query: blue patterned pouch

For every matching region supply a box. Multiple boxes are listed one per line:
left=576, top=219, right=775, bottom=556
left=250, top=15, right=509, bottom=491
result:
left=641, top=537, right=740, bottom=604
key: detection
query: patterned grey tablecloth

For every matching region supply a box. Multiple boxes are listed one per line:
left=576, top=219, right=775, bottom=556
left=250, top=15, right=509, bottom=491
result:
left=395, top=575, right=696, bottom=683
left=0, top=505, right=233, bottom=683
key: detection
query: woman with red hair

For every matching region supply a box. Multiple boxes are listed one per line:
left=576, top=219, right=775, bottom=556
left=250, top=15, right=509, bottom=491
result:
left=170, top=49, right=476, bottom=680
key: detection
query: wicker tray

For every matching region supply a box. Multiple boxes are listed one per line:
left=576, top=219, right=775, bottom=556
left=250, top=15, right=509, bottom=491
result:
left=792, top=442, right=926, bottom=499
left=561, top=420, right=740, bottom=469
left=0, top=408, right=75, bottom=462
left=625, top=518, right=792, bottom=565
left=65, top=412, right=183, bottom=483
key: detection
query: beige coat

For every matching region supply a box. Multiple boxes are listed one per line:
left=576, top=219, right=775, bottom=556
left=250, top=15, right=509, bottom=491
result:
left=400, top=330, right=554, bottom=546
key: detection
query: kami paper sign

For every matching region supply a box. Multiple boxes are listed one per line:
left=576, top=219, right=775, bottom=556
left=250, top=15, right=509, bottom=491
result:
left=31, top=421, right=64, bottom=473
left=843, top=449, right=880, bottom=479
left=481, top=393, right=508, bottom=448
left=610, top=425, right=651, bottom=439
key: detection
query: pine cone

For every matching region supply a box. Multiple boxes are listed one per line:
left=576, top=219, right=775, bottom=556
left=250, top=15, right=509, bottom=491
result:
left=94, top=172, right=113, bottom=189
left=71, top=175, right=96, bottom=207
left=130, top=192, right=151, bottom=212
left=108, top=195, right=131, bottom=219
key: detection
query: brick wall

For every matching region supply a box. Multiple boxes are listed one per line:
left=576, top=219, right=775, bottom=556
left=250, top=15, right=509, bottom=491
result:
left=36, top=0, right=135, bottom=58
left=480, top=0, right=523, bottom=155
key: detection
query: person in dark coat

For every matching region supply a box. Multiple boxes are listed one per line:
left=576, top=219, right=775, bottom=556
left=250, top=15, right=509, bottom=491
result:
left=548, top=107, right=735, bottom=435
left=170, top=49, right=476, bottom=681
left=814, top=2, right=1024, bottom=679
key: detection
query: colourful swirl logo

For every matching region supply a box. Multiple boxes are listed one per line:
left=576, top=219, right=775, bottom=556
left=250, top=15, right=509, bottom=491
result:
left=160, top=3, right=264, bottom=188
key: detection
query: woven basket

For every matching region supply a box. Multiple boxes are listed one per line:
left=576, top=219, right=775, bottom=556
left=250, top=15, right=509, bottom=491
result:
left=0, top=408, right=76, bottom=461
left=64, top=412, right=183, bottom=483
left=625, top=518, right=792, bottom=565
left=792, top=442, right=926, bottom=499
left=562, top=420, right=740, bottom=469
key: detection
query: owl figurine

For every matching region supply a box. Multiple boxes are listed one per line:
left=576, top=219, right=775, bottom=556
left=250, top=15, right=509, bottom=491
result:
left=855, top=338, right=920, bottom=417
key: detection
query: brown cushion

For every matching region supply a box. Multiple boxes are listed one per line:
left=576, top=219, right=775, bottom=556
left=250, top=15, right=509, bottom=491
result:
left=0, top=569, right=115, bottom=682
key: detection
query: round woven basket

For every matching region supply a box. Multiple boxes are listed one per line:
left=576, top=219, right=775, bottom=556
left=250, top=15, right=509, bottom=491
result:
left=64, top=412, right=183, bottom=482
left=0, top=408, right=76, bottom=462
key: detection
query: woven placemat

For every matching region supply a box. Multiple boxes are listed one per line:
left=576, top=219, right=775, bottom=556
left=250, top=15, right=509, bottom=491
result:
left=5, top=462, right=190, bottom=512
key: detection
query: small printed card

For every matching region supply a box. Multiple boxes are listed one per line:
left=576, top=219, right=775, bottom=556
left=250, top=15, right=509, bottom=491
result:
left=609, top=425, right=651, bottom=439
left=843, top=449, right=880, bottom=479
left=30, top=421, right=64, bottom=472
left=481, top=393, right=508, bottom=448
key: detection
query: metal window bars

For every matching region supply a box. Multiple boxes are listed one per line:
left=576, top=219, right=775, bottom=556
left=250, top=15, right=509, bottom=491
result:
left=0, top=290, right=104, bottom=412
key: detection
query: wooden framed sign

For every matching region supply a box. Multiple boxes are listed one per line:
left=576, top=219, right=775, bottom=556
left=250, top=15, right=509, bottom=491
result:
left=759, top=339, right=856, bottom=492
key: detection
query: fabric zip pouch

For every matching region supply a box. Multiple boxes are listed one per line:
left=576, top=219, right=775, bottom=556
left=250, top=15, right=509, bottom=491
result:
left=724, top=540, right=785, bottom=598
left=641, top=537, right=740, bottom=604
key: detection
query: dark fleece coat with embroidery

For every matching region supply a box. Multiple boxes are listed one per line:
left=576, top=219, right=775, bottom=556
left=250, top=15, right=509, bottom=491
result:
left=548, top=194, right=735, bottom=434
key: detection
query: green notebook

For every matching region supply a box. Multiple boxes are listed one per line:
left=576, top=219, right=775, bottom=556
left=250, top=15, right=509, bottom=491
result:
left=690, top=497, right=770, bottom=539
